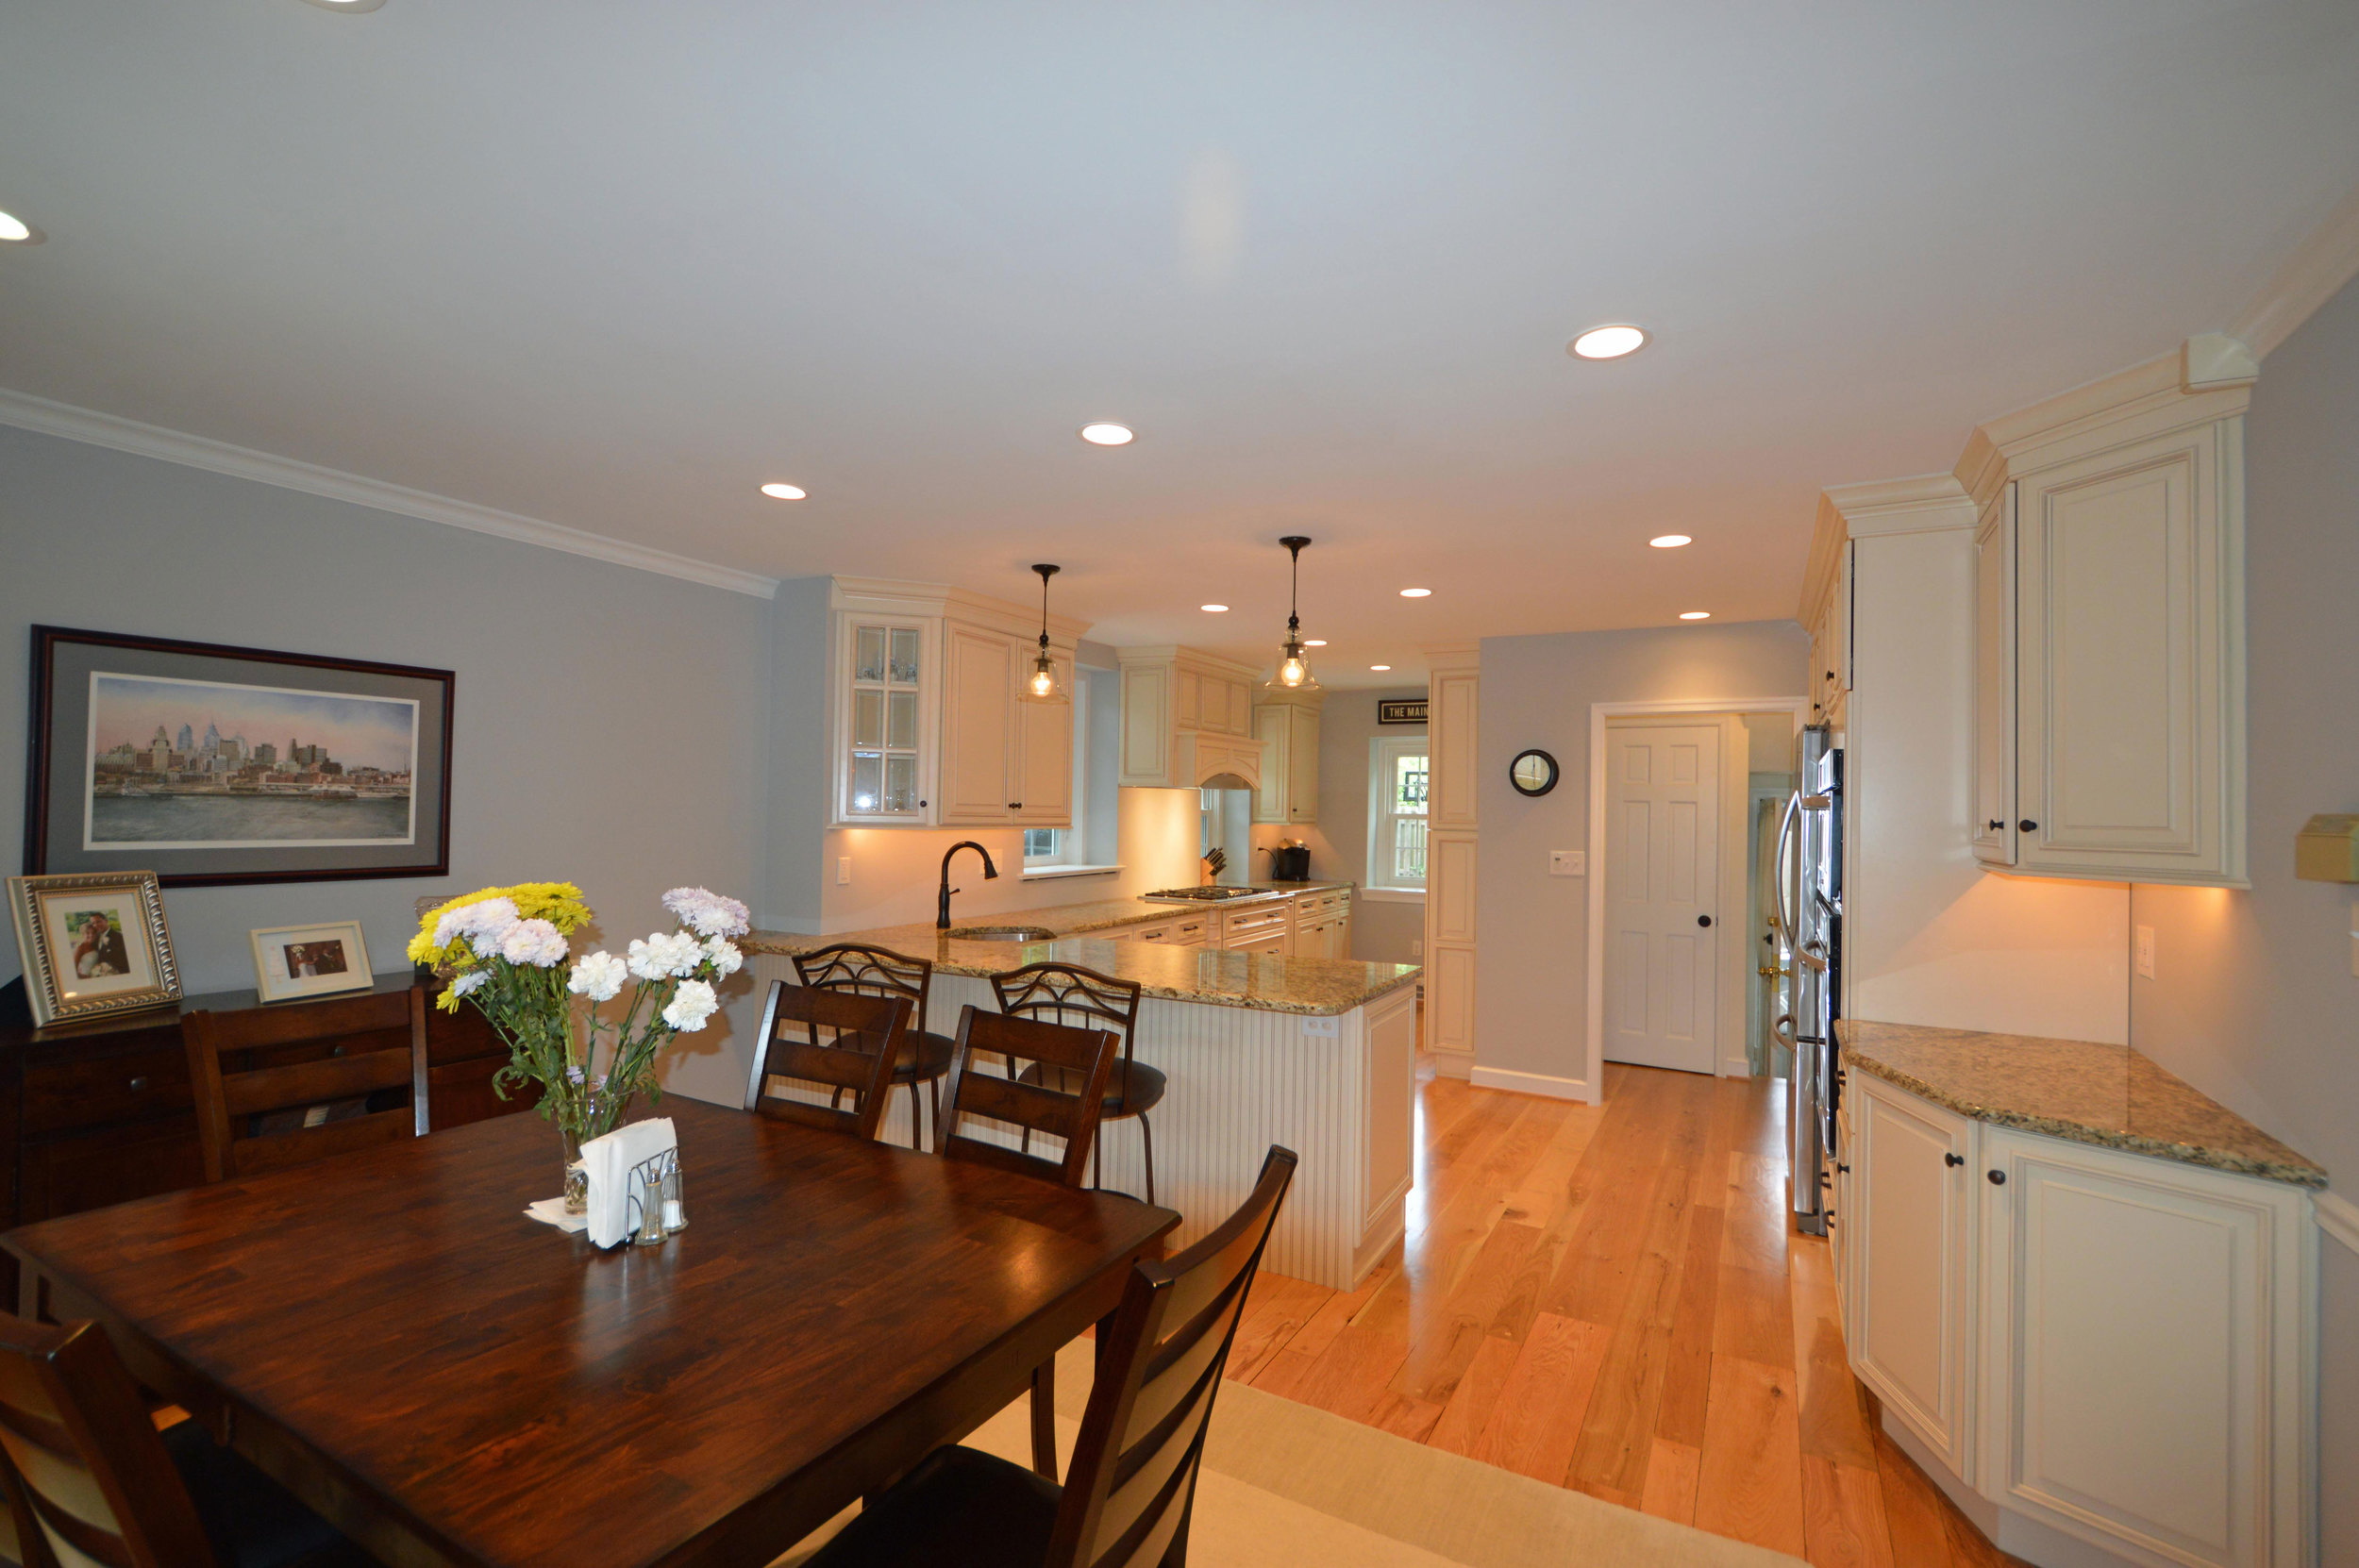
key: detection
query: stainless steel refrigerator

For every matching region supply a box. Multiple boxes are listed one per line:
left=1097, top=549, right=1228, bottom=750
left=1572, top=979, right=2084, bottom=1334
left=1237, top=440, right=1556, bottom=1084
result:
left=1775, top=725, right=1843, bottom=1237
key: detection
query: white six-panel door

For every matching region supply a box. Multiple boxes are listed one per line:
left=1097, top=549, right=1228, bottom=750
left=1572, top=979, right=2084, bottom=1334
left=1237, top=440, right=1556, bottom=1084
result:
left=1603, top=722, right=1719, bottom=1074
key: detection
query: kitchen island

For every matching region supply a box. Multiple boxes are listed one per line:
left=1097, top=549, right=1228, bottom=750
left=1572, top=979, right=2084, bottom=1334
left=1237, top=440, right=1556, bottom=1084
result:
left=744, top=910, right=1417, bottom=1289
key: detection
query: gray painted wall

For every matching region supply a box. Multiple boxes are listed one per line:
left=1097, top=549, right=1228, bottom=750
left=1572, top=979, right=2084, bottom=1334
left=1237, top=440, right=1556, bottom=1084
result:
left=0, top=425, right=771, bottom=1107
left=2124, top=274, right=2359, bottom=1567
left=1475, top=621, right=1809, bottom=1083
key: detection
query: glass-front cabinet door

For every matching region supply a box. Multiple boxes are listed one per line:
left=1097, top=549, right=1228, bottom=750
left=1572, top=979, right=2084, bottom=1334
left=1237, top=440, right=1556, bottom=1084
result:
left=841, top=618, right=929, bottom=823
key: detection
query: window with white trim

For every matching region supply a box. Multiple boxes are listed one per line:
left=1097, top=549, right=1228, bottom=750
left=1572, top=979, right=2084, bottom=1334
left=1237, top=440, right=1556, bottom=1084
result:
left=1367, top=736, right=1429, bottom=892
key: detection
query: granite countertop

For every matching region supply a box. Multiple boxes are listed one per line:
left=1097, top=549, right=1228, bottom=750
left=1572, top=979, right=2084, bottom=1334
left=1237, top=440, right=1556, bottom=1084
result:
left=1838, top=1019, right=2326, bottom=1189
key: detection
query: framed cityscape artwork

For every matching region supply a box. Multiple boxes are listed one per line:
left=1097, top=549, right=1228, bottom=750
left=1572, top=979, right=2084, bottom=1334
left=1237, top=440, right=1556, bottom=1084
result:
left=25, top=626, right=454, bottom=888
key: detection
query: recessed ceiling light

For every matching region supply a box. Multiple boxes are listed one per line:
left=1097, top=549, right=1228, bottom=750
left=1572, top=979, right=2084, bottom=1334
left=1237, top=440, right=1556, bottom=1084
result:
left=1079, top=423, right=1134, bottom=446
left=1649, top=534, right=1692, bottom=549
left=1398, top=588, right=1431, bottom=598
left=1200, top=604, right=1229, bottom=612
left=759, top=482, right=807, bottom=501
left=1303, top=640, right=1328, bottom=647
left=1369, top=664, right=1392, bottom=672
left=1680, top=611, right=1712, bottom=621
left=1569, top=325, right=1649, bottom=360
left=0, top=209, right=44, bottom=245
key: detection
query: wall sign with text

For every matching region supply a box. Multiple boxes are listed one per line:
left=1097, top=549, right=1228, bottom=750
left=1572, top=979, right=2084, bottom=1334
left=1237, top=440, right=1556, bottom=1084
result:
left=1377, top=699, right=1427, bottom=726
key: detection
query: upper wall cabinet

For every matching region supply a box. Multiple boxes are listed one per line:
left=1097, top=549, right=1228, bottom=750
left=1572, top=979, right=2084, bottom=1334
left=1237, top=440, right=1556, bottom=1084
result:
left=830, top=579, right=1085, bottom=830
left=1799, top=519, right=1853, bottom=730
left=1250, top=691, right=1322, bottom=826
left=1117, top=647, right=1265, bottom=791
left=1961, top=355, right=2250, bottom=887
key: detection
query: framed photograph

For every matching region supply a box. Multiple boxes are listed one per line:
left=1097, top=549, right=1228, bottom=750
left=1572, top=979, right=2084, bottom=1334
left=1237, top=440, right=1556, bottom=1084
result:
left=7, top=872, right=182, bottom=1028
left=250, top=919, right=375, bottom=1004
left=25, top=626, right=453, bottom=888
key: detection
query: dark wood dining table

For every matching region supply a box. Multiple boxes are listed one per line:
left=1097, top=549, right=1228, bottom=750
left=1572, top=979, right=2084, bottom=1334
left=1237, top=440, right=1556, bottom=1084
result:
left=2, top=1095, right=1179, bottom=1568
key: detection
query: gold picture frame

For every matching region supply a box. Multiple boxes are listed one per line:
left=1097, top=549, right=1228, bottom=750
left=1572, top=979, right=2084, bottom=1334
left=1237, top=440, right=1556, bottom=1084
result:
left=249, top=919, right=375, bottom=1005
left=7, top=871, right=181, bottom=1028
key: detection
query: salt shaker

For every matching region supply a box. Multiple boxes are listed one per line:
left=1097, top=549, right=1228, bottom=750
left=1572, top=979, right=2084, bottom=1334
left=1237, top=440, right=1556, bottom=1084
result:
left=662, top=1161, right=688, bottom=1233
left=632, top=1169, right=668, bottom=1246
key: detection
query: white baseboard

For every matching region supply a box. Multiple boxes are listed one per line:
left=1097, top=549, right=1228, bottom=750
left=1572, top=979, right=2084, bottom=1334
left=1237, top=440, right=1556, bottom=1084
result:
left=1427, top=1050, right=1474, bottom=1081
left=1470, top=1064, right=1595, bottom=1103
left=2316, top=1189, right=2359, bottom=1257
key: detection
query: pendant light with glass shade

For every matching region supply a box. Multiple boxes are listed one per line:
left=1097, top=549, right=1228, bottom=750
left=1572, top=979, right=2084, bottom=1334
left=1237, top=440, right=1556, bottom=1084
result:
left=1264, top=536, right=1321, bottom=692
left=1018, top=564, right=1069, bottom=704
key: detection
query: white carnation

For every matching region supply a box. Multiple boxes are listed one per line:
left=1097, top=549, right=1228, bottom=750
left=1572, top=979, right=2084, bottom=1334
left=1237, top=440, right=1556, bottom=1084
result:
left=662, top=978, right=719, bottom=1032
left=434, top=895, right=519, bottom=951
left=627, top=929, right=704, bottom=980
left=498, top=918, right=569, bottom=967
left=662, top=886, right=750, bottom=939
left=449, top=970, right=490, bottom=997
left=704, top=936, right=743, bottom=976
left=567, top=949, right=629, bottom=1002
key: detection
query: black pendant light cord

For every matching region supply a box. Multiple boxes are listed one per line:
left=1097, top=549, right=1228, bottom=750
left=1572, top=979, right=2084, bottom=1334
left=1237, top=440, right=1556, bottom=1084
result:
left=1033, top=563, right=1059, bottom=651
left=1281, top=535, right=1310, bottom=638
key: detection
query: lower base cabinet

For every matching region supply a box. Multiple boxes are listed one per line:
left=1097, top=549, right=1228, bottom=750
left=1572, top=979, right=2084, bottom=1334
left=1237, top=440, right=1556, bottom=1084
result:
left=1842, top=1072, right=2315, bottom=1568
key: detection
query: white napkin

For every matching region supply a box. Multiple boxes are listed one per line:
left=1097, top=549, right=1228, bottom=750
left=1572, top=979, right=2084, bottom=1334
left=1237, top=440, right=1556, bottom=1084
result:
left=524, top=1197, right=587, bottom=1233
left=582, top=1118, right=677, bottom=1249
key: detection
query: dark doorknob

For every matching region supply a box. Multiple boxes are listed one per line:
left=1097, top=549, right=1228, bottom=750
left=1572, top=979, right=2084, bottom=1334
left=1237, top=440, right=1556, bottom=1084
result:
left=2018, top=819, right=2038, bottom=833
left=1944, top=1152, right=1964, bottom=1167
left=1987, top=1169, right=2007, bottom=1185
left=1697, top=914, right=1713, bottom=927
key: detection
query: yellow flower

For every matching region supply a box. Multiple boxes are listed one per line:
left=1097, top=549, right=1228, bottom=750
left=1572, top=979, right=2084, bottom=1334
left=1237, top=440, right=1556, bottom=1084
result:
left=409, top=882, right=597, bottom=991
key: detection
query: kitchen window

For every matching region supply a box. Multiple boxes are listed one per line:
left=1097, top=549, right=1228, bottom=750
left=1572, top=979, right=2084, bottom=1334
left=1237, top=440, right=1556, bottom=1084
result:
left=1367, top=737, right=1429, bottom=892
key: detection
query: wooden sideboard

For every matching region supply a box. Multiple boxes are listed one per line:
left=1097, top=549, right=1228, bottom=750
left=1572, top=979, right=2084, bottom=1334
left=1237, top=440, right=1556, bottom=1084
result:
left=0, top=971, right=527, bottom=1303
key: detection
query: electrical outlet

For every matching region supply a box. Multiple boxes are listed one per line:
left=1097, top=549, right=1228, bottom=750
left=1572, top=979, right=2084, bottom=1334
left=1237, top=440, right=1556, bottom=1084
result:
left=1300, top=1015, right=1340, bottom=1038
left=2350, top=902, right=2357, bottom=978
left=2134, top=924, right=2155, bottom=980
left=1550, top=849, right=1586, bottom=877
left=1412, top=940, right=1422, bottom=958
left=836, top=857, right=851, bottom=886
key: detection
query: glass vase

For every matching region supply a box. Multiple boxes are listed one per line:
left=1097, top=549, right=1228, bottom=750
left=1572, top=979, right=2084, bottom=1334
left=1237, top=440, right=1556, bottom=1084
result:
left=560, top=1127, right=590, bottom=1216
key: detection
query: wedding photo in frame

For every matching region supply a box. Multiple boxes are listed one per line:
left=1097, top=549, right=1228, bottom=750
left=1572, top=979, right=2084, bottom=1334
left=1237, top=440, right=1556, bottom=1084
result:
left=7, top=871, right=182, bottom=1028
left=25, top=626, right=454, bottom=888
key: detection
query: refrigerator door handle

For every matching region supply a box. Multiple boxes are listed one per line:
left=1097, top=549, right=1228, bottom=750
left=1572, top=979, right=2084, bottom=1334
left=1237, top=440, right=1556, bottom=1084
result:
left=1774, top=792, right=1801, bottom=942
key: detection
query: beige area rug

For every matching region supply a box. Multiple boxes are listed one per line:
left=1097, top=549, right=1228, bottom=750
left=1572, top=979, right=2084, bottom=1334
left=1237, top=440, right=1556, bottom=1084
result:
left=778, top=1341, right=1807, bottom=1568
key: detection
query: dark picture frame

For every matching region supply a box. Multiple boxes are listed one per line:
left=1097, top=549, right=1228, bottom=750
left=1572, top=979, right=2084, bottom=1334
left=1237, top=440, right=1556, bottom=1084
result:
left=25, top=626, right=454, bottom=889
left=1377, top=698, right=1427, bottom=725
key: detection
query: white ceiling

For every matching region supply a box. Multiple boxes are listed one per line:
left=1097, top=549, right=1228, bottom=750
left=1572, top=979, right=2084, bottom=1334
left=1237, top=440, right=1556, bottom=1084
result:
left=6, top=1, right=2357, bottom=687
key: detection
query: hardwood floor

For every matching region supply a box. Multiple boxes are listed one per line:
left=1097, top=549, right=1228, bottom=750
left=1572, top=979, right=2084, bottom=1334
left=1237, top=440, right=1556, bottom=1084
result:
left=1227, top=1061, right=2026, bottom=1568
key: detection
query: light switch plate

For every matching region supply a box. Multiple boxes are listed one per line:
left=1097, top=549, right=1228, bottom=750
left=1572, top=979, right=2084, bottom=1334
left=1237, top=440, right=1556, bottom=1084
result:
left=1550, top=849, right=1586, bottom=877
left=836, top=857, right=851, bottom=886
left=2134, top=925, right=2155, bottom=979
left=1411, top=940, right=1423, bottom=958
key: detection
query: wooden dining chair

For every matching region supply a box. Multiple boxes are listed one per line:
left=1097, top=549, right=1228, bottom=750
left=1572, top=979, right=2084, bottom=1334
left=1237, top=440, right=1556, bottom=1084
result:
left=793, top=944, right=955, bottom=1151
left=799, top=1146, right=1299, bottom=1568
left=0, top=1314, right=371, bottom=1568
left=936, top=1005, right=1122, bottom=1480
left=992, top=962, right=1163, bottom=1204
left=745, top=982, right=910, bottom=1142
left=184, top=985, right=430, bottom=1184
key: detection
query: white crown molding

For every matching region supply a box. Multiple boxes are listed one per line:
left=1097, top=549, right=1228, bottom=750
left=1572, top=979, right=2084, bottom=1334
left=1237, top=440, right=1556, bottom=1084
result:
left=2227, top=183, right=2359, bottom=360
left=2317, top=1188, right=2359, bottom=1258
left=1826, top=475, right=1976, bottom=537
left=829, top=575, right=1090, bottom=642
left=0, top=388, right=780, bottom=599
left=1420, top=641, right=1481, bottom=674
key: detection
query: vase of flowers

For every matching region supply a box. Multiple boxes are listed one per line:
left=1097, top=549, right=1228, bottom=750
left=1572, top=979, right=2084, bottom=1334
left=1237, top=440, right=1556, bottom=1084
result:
left=409, top=881, right=749, bottom=1212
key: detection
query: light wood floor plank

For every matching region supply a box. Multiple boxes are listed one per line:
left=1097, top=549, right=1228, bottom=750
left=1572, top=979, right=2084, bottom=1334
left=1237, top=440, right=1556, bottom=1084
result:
left=1640, top=1436, right=1702, bottom=1526
left=1470, top=1312, right=1613, bottom=1484
left=1802, top=1455, right=1895, bottom=1568
left=1694, top=1353, right=1807, bottom=1556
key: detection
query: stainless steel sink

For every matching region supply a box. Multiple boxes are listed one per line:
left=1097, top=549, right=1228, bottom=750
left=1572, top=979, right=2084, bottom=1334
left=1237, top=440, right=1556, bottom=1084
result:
left=945, top=926, right=1058, bottom=942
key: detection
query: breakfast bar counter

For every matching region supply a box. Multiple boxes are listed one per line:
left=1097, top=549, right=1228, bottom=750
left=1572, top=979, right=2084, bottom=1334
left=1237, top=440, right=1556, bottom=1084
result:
left=743, top=909, right=1416, bottom=1289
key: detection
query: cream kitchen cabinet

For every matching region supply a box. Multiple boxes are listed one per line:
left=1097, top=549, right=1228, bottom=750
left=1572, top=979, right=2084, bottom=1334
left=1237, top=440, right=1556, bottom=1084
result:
left=1806, top=538, right=1852, bottom=728
left=1286, top=887, right=1351, bottom=959
left=830, top=578, right=1082, bottom=830
left=1963, top=362, right=2249, bottom=886
left=1251, top=692, right=1323, bottom=826
left=1843, top=1065, right=2315, bottom=1568
left=1117, top=647, right=1265, bottom=790
left=1220, top=902, right=1290, bottom=953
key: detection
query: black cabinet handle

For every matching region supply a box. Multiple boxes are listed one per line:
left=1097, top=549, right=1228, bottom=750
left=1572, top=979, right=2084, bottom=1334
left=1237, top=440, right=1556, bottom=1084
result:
left=918, top=799, right=928, bottom=808
left=331, top=1044, right=346, bottom=1057
left=1698, top=914, right=1713, bottom=928
left=2018, top=819, right=2037, bottom=833
left=127, top=1076, right=149, bottom=1093
left=1944, top=1152, right=1965, bottom=1168
left=1988, top=1169, right=2006, bottom=1185
left=1836, top=1162, right=1850, bottom=1174
left=1987, top=819, right=2004, bottom=831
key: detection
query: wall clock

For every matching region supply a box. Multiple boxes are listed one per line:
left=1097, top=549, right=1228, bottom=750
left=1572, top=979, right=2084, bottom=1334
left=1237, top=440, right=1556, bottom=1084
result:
left=1509, top=748, right=1559, bottom=797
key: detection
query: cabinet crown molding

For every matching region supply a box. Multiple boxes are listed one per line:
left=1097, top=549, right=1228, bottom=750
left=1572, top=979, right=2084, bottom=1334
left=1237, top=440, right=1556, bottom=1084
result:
left=1421, top=641, right=1481, bottom=675
left=1113, top=644, right=1264, bottom=681
left=829, top=575, right=1090, bottom=644
left=1952, top=349, right=2255, bottom=510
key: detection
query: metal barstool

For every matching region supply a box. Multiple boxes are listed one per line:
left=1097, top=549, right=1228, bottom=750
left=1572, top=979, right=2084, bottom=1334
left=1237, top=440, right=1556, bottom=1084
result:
left=793, top=944, right=952, bottom=1151
left=990, top=961, right=1163, bottom=1204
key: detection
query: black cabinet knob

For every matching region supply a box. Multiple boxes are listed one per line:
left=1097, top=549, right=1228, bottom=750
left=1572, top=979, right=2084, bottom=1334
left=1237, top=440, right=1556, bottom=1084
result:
left=1698, top=914, right=1713, bottom=928
left=918, top=799, right=927, bottom=808
left=2018, top=819, right=2037, bottom=833
left=127, top=1076, right=149, bottom=1093
left=1944, top=1152, right=1965, bottom=1168
left=1987, top=819, right=2005, bottom=831
left=1987, top=1169, right=2007, bottom=1185
left=1836, top=1162, right=1850, bottom=1174
left=331, top=1044, right=346, bottom=1057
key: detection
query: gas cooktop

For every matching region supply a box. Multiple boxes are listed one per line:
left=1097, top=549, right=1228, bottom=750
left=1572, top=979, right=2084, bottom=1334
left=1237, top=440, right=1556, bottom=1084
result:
left=1141, top=886, right=1265, bottom=902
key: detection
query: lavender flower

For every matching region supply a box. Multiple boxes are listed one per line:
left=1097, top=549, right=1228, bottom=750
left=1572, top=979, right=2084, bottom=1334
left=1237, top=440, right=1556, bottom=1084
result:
left=662, top=886, right=751, bottom=940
